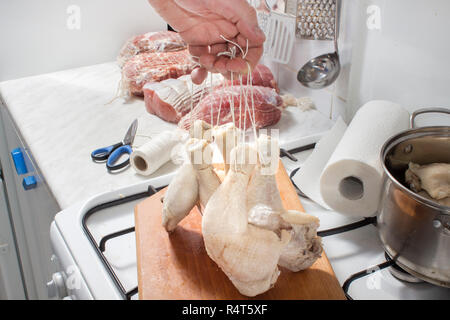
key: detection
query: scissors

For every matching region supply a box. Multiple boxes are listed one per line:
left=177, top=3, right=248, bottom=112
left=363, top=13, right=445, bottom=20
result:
left=91, top=119, right=138, bottom=172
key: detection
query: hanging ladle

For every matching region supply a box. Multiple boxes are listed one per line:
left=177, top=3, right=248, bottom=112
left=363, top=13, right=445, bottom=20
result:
left=297, top=2, right=341, bottom=89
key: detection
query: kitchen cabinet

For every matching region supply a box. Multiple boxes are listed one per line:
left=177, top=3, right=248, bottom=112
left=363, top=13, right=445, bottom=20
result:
left=0, top=101, right=60, bottom=299
left=0, top=168, right=25, bottom=299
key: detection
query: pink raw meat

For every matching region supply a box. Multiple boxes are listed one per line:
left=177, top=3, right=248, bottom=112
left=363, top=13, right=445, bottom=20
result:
left=122, top=49, right=196, bottom=96
left=178, top=86, right=283, bottom=130
left=117, top=31, right=186, bottom=67
left=143, top=73, right=223, bottom=123
left=143, top=64, right=279, bottom=123
left=228, top=64, right=279, bottom=93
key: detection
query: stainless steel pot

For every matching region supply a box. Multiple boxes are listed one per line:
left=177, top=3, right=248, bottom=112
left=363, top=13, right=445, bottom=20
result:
left=379, top=107, right=450, bottom=287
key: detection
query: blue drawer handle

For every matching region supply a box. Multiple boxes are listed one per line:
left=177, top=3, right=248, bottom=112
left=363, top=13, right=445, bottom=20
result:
left=11, top=148, right=28, bottom=175
left=22, top=176, right=37, bottom=190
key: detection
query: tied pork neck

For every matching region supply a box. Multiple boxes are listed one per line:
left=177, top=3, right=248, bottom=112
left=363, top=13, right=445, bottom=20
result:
left=178, top=85, right=283, bottom=130
left=143, top=64, right=281, bottom=126
left=117, top=31, right=186, bottom=67
left=121, top=49, right=196, bottom=96
left=117, top=31, right=283, bottom=129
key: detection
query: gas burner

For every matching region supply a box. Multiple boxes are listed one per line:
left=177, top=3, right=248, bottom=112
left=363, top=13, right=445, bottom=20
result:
left=384, top=252, right=424, bottom=284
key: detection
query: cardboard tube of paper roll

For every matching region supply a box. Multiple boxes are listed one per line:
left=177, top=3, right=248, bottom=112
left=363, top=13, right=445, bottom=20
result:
left=131, top=131, right=180, bottom=176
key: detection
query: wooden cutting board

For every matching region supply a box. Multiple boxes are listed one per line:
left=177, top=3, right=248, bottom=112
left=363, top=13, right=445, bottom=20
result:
left=134, top=162, right=346, bottom=300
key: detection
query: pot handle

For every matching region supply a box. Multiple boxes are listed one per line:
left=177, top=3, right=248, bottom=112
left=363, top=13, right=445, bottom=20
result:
left=410, top=107, right=450, bottom=128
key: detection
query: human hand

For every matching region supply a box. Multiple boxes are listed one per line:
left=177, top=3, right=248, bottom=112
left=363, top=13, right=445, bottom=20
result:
left=148, top=0, right=265, bottom=84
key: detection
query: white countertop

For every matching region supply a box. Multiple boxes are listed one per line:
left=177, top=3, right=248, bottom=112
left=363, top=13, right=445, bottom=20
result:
left=0, top=62, right=333, bottom=210
left=0, top=62, right=178, bottom=209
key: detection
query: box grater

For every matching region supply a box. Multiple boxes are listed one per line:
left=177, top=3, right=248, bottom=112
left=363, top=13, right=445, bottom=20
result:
left=295, top=0, right=338, bottom=40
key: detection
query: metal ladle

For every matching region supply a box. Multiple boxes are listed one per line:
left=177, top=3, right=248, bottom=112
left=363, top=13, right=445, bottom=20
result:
left=297, top=2, right=341, bottom=89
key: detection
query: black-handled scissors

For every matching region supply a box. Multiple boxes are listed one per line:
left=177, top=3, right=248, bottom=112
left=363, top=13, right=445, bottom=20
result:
left=91, top=119, right=138, bottom=172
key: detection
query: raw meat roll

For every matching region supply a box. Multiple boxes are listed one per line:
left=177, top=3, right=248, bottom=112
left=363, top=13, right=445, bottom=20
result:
left=143, top=73, right=224, bottom=123
left=121, top=49, right=196, bottom=96
left=228, top=64, right=279, bottom=93
left=178, top=86, right=283, bottom=130
left=117, top=31, right=186, bottom=67
left=143, top=65, right=279, bottom=123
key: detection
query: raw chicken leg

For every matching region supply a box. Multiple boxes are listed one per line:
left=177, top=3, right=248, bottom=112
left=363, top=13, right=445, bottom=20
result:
left=189, top=119, right=212, bottom=142
left=212, top=123, right=241, bottom=174
left=247, top=135, right=322, bottom=272
left=279, top=211, right=322, bottom=272
left=162, top=137, right=221, bottom=232
left=247, top=135, right=290, bottom=232
left=202, top=144, right=291, bottom=297
left=405, top=162, right=450, bottom=200
left=161, top=161, right=199, bottom=232
left=418, top=191, right=450, bottom=207
left=186, top=138, right=221, bottom=208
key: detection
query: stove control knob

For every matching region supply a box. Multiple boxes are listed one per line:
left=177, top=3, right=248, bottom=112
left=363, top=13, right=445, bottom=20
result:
left=46, top=272, right=67, bottom=299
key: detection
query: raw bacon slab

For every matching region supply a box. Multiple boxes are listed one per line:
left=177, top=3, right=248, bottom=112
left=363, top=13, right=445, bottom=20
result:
left=143, top=64, right=279, bottom=123
left=117, top=31, right=186, bottom=67
left=178, top=86, right=283, bottom=130
left=122, top=49, right=196, bottom=96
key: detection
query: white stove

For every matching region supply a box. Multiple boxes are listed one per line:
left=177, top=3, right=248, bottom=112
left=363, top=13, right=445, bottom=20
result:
left=48, top=153, right=450, bottom=300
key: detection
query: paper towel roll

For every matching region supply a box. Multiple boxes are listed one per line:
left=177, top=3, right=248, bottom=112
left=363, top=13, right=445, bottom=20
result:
left=131, top=131, right=180, bottom=176
left=319, top=100, right=410, bottom=217
left=295, top=100, right=410, bottom=217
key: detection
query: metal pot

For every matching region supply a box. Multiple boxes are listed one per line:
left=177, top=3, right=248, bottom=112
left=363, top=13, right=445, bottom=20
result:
left=379, top=107, right=450, bottom=287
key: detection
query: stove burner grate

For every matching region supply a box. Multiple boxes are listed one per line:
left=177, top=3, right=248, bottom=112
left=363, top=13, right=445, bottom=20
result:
left=341, top=252, right=427, bottom=299
left=81, top=184, right=166, bottom=300
left=81, top=144, right=405, bottom=300
left=341, top=259, right=395, bottom=300
left=384, top=252, right=424, bottom=284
